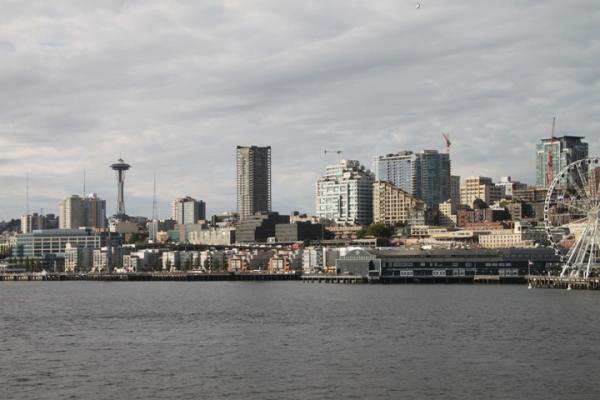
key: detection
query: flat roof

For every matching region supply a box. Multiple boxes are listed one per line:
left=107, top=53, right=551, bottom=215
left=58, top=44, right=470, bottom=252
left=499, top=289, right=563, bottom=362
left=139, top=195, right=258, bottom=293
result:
left=369, top=247, right=556, bottom=258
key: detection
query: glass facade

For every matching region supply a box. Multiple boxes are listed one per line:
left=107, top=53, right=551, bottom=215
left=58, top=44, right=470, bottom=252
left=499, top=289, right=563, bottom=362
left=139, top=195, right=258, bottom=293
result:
left=13, top=229, right=102, bottom=258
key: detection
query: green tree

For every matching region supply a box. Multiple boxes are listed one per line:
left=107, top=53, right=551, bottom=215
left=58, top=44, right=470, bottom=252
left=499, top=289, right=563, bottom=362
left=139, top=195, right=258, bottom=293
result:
left=152, top=257, right=162, bottom=271
left=357, top=226, right=368, bottom=239
left=473, top=198, right=489, bottom=210
left=323, top=229, right=335, bottom=240
left=364, top=223, right=394, bottom=238
left=522, top=202, right=535, bottom=218
left=24, top=257, right=32, bottom=272
left=0, top=245, right=11, bottom=259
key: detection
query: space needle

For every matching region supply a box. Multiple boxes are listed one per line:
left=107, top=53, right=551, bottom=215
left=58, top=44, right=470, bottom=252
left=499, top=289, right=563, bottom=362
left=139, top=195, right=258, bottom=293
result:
left=110, top=158, right=131, bottom=217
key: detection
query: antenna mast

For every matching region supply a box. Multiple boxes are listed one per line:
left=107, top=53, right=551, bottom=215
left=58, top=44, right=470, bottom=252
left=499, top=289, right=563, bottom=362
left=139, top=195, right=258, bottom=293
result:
left=26, top=173, right=30, bottom=215
left=152, top=171, right=158, bottom=220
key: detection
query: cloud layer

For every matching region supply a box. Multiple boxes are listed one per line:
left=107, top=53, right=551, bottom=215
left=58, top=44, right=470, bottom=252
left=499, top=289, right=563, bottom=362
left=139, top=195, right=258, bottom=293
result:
left=1, top=0, right=599, bottom=220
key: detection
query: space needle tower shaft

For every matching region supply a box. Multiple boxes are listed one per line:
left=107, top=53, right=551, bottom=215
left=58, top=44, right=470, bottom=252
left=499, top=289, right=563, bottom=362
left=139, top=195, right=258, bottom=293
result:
left=110, top=158, right=131, bottom=216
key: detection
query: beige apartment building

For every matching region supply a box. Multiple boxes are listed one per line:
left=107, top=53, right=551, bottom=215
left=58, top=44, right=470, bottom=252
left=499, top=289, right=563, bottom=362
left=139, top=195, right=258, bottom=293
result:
left=59, top=194, right=106, bottom=229
left=439, top=200, right=457, bottom=227
left=373, top=181, right=424, bottom=225
left=460, top=176, right=502, bottom=207
left=478, top=222, right=546, bottom=249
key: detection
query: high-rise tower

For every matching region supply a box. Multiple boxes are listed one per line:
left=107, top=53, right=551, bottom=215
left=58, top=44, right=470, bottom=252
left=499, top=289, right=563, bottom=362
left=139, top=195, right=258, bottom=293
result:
left=110, top=158, right=131, bottom=216
left=372, top=151, right=418, bottom=195
left=59, top=194, right=107, bottom=229
left=172, top=196, right=206, bottom=224
left=536, top=136, right=588, bottom=188
left=373, top=149, right=450, bottom=211
left=415, top=150, right=451, bottom=210
left=237, top=146, right=271, bottom=220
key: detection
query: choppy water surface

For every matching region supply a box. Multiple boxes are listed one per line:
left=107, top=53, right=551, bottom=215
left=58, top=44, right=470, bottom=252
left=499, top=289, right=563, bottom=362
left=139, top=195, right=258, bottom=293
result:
left=1, top=282, right=599, bottom=399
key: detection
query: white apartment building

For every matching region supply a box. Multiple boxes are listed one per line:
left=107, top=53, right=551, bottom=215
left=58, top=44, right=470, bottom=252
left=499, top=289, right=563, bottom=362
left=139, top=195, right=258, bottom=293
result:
left=302, top=248, right=323, bottom=273
left=64, top=243, right=93, bottom=273
left=316, top=160, right=374, bottom=225
left=496, top=176, right=528, bottom=199
left=187, top=225, right=235, bottom=246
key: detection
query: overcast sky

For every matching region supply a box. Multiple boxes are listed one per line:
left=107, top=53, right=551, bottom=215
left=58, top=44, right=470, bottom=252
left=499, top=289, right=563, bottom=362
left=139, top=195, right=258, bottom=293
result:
left=0, top=0, right=598, bottom=221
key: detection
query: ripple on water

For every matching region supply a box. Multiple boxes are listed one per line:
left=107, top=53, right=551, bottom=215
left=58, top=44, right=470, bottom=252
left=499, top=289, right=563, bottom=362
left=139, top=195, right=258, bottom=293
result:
left=1, top=282, right=599, bottom=400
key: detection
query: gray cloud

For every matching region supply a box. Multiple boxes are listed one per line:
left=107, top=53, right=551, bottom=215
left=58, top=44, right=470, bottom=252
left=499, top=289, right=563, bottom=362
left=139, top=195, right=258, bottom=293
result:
left=0, top=0, right=598, bottom=220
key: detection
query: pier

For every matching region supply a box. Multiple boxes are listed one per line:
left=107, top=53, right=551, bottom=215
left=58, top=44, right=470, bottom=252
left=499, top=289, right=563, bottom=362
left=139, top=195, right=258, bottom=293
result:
left=302, top=274, right=368, bottom=284
left=0, top=272, right=301, bottom=282
left=527, top=275, right=600, bottom=290
left=301, top=274, right=526, bottom=284
left=0, top=272, right=534, bottom=284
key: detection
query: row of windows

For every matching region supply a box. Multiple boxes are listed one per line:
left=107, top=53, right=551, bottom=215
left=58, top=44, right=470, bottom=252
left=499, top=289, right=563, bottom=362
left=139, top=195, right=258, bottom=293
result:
left=383, top=261, right=517, bottom=267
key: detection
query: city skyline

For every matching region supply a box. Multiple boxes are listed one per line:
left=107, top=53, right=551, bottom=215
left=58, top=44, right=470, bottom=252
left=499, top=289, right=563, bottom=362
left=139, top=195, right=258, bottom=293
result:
left=2, top=4, right=599, bottom=400
left=1, top=1, right=599, bottom=220
left=3, top=134, right=596, bottom=223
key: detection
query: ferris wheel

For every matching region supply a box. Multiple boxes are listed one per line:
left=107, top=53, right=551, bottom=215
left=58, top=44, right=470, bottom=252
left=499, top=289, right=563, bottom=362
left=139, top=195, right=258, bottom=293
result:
left=544, top=157, right=600, bottom=279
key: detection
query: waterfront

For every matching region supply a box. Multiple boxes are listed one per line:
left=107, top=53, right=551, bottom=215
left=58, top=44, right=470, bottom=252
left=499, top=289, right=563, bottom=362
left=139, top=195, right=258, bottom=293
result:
left=1, top=282, right=599, bottom=400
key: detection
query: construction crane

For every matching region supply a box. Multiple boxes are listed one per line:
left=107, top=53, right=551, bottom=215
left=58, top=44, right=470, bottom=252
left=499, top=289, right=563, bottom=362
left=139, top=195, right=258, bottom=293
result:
left=324, top=149, right=343, bottom=162
left=442, top=132, right=451, bottom=153
left=546, top=117, right=556, bottom=188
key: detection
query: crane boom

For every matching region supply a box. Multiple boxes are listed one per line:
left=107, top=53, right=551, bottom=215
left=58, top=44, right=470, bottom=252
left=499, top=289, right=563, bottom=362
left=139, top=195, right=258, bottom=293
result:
left=442, top=133, right=451, bottom=153
left=324, top=149, right=343, bottom=162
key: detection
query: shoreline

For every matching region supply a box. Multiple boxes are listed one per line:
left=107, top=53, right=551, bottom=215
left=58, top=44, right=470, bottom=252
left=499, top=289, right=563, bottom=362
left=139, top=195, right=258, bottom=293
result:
left=3, top=272, right=599, bottom=290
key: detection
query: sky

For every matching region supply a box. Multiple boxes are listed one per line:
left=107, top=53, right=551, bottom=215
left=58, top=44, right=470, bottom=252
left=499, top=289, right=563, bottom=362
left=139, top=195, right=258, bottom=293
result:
left=0, top=0, right=599, bottom=221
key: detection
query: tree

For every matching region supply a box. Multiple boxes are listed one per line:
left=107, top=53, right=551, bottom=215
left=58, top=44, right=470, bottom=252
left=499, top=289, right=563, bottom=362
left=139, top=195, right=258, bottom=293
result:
left=152, top=257, right=162, bottom=272
left=323, top=229, right=335, bottom=240
left=472, top=198, right=489, bottom=210
left=365, top=223, right=394, bottom=239
left=522, top=202, right=535, bottom=218
left=357, top=227, right=368, bottom=239
left=0, top=245, right=12, bottom=259
left=24, top=257, right=32, bottom=272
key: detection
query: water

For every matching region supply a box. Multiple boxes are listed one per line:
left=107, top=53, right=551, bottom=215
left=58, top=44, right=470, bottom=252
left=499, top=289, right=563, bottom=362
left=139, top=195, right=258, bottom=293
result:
left=1, top=282, right=599, bottom=400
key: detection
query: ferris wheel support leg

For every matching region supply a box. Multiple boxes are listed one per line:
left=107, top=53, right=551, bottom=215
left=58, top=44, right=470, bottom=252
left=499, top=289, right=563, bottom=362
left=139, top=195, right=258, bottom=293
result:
left=562, top=220, right=591, bottom=277
left=586, top=216, right=599, bottom=279
left=574, top=225, right=593, bottom=278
